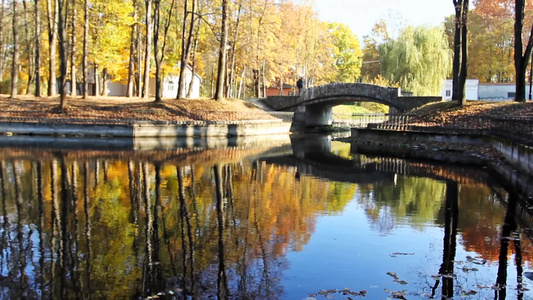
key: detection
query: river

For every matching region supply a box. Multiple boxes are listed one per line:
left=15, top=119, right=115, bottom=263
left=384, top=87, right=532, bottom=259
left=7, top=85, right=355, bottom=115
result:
left=0, top=134, right=531, bottom=299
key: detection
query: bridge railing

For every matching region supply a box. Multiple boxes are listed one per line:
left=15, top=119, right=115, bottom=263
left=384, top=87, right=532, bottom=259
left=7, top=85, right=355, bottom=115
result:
left=366, top=115, right=533, bottom=146
left=332, top=113, right=390, bottom=128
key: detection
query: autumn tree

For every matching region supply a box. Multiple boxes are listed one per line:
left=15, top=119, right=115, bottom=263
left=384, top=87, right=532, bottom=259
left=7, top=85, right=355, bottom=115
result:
left=361, top=20, right=389, bottom=82
left=10, top=0, right=19, bottom=97
left=126, top=0, right=138, bottom=97
left=57, top=0, right=68, bottom=109
left=328, top=22, right=363, bottom=83
left=176, top=0, right=197, bottom=99
left=153, top=0, right=176, bottom=102
left=380, top=26, right=452, bottom=96
left=89, top=0, right=133, bottom=96
left=214, top=0, right=228, bottom=101
left=69, top=0, right=76, bottom=96
left=452, top=0, right=469, bottom=105
left=82, top=0, right=88, bottom=98
left=34, top=0, right=41, bottom=96
left=0, top=0, right=6, bottom=84
left=46, top=0, right=57, bottom=96
left=143, top=0, right=152, bottom=99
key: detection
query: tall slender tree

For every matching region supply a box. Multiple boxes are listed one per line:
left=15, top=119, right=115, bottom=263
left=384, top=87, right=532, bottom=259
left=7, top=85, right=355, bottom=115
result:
left=57, top=0, right=68, bottom=109
left=126, top=0, right=138, bottom=97
left=46, top=0, right=58, bottom=96
left=82, top=0, right=88, bottom=98
left=452, top=0, right=469, bottom=105
left=10, top=0, right=19, bottom=98
left=153, top=0, right=175, bottom=102
left=22, top=0, right=35, bottom=94
left=0, top=0, right=5, bottom=83
left=34, top=0, right=41, bottom=96
left=176, top=0, right=197, bottom=99
left=143, top=0, right=153, bottom=99
left=215, top=0, right=228, bottom=101
left=69, top=0, right=76, bottom=96
left=514, top=0, right=533, bottom=102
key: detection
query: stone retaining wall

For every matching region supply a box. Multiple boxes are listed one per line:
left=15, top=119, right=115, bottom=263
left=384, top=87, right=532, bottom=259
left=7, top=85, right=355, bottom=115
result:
left=0, top=120, right=292, bottom=138
left=351, top=128, right=533, bottom=178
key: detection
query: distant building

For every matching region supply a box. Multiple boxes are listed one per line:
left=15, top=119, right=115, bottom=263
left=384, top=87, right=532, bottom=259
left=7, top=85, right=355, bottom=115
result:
left=266, top=83, right=295, bottom=96
left=442, top=79, right=479, bottom=100
left=107, top=65, right=202, bottom=98
left=64, top=65, right=202, bottom=98
left=442, top=79, right=533, bottom=101
left=478, top=82, right=531, bottom=102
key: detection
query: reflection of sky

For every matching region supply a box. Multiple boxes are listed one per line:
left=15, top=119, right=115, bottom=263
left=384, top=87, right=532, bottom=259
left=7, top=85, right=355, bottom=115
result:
left=283, top=193, right=533, bottom=299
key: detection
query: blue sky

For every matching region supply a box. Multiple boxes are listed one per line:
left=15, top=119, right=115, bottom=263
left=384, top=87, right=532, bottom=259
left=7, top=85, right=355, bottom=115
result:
left=313, top=0, right=455, bottom=39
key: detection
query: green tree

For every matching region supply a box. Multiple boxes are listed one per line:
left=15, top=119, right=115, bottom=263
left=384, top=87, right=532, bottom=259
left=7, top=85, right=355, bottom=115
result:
left=380, top=26, right=452, bottom=96
left=328, top=22, right=363, bottom=83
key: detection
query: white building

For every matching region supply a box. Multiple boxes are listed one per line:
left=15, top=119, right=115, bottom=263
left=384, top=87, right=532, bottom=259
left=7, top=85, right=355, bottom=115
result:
left=478, top=83, right=532, bottom=101
left=442, top=79, right=533, bottom=101
left=442, top=79, right=480, bottom=100
left=106, top=65, right=203, bottom=98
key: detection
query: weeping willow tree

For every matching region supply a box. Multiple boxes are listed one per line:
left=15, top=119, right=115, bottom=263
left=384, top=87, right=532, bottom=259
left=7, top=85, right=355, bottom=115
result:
left=380, top=26, right=452, bottom=96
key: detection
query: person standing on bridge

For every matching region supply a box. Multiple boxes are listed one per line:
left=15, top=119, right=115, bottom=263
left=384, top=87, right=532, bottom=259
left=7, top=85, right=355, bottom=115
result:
left=297, top=78, right=303, bottom=94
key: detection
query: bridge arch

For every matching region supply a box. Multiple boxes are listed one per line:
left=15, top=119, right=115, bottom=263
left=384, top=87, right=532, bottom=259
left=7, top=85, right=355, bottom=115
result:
left=259, top=82, right=441, bottom=127
left=299, top=83, right=403, bottom=110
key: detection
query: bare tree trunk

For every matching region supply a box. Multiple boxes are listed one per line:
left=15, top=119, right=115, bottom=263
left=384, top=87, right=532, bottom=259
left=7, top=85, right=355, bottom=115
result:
left=153, top=0, right=175, bottom=102
left=57, top=0, right=68, bottom=109
left=35, top=0, right=42, bottom=96
left=10, top=0, right=19, bottom=98
left=214, top=0, right=228, bottom=101
left=136, top=19, right=143, bottom=97
left=452, top=0, right=467, bottom=105
left=126, top=0, right=138, bottom=97
left=101, top=68, right=107, bottom=96
left=514, top=0, right=533, bottom=102
left=153, top=0, right=161, bottom=101
left=70, top=0, right=76, bottom=96
left=143, top=0, right=152, bottom=99
left=82, top=0, right=88, bottom=98
left=186, top=26, right=200, bottom=98
left=0, top=0, right=5, bottom=83
left=177, top=0, right=197, bottom=99
left=458, top=0, right=468, bottom=105
left=227, top=2, right=242, bottom=99
left=253, top=68, right=259, bottom=98
left=262, top=61, right=266, bottom=97
left=94, top=62, right=99, bottom=96
left=237, top=66, right=245, bottom=99
left=23, top=0, right=34, bottom=95
left=47, top=0, right=58, bottom=96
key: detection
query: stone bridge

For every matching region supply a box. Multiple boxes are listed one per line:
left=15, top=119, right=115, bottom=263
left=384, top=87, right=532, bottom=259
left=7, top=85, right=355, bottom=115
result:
left=260, top=83, right=441, bottom=127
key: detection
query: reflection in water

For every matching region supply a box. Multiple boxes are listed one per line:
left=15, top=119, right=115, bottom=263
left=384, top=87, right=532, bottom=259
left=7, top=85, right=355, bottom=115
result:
left=0, top=140, right=531, bottom=299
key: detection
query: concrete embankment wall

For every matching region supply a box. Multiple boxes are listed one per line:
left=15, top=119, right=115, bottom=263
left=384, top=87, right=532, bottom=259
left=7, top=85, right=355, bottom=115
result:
left=0, top=120, right=291, bottom=138
left=492, top=140, right=533, bottom=175
left=351, top=128, right=533, bottom=177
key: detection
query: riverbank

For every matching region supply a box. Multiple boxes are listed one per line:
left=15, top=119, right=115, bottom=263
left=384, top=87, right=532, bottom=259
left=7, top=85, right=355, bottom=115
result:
left=0, top=95, right=292, bottom=137
left=0, top=95, right=279, bottom=123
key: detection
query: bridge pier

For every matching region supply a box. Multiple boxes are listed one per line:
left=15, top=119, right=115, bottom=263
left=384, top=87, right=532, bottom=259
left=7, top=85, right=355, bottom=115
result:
left=304, top=104, right=332, bottom=127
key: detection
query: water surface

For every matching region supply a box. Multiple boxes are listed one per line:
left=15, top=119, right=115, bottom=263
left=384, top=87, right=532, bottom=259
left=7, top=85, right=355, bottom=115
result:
left=0, top=136, right=531, bottom=299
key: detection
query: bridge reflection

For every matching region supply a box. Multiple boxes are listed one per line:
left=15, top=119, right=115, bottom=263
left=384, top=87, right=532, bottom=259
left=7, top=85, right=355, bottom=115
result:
left=260, top=135, right=495, bottom=186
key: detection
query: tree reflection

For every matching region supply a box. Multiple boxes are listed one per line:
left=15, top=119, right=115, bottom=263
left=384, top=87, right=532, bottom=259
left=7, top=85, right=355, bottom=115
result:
left=431, top=181, right=459, bottom=299
left=495, top=191, right=522, bottom=300
left=0, top=147, right=529, bottom=299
